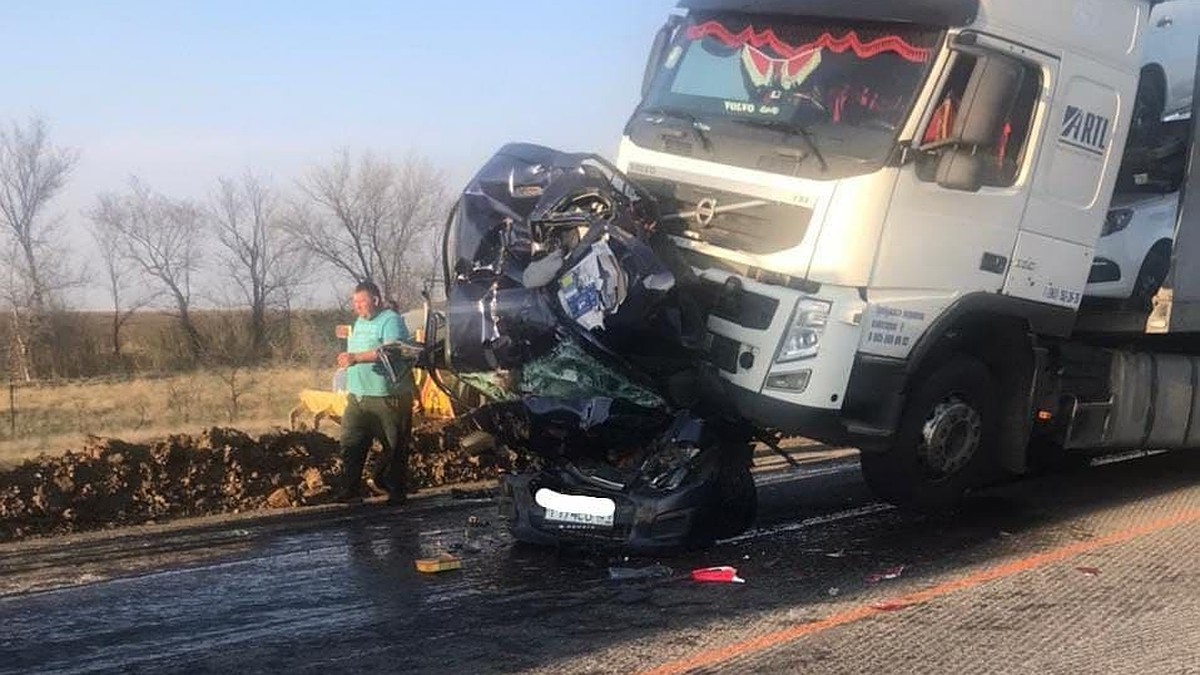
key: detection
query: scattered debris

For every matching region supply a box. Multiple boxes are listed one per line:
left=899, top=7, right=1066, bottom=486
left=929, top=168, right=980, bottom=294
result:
left=827, top=587, right=841, bottom=597
left=1076, top=566, right=1102, bottom=577
left=691, top=566, right=746, bottom=584
left=866, top=565, right=907, bottom=584
left=826, top=549, right=847, bottom=558
left=416, top=554, right=464, bottom=574
left=608, top=563, right=674, bottom=581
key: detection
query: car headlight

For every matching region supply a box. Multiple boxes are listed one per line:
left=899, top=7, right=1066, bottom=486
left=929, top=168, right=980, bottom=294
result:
left=776, top=299, right=831, bottom=363
left=1101, top=208, right=1132, bottom=237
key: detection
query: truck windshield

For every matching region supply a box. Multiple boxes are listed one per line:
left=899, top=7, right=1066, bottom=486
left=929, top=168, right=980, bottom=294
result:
left=635, top=14, right=942, bottom=177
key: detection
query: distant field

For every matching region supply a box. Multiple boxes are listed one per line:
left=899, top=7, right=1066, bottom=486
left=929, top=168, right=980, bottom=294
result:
left=0, top=366, right=338, bottom=464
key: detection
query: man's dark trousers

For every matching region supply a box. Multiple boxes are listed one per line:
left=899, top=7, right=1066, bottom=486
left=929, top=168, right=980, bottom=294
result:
left=340, top=392, right=414, bottom=498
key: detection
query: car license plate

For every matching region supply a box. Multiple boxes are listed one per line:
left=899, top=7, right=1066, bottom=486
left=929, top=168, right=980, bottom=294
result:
left=535, top=488, right=615, bottom=528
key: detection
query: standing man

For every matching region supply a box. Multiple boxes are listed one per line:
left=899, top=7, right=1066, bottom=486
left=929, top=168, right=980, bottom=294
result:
left=335, top=281, right=414, bottom=505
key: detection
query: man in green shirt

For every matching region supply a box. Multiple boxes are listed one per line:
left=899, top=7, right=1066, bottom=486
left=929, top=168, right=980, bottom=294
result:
left=334, top=281, right=414, bottom=505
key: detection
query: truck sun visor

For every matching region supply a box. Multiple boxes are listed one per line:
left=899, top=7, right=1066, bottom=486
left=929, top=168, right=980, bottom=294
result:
left=676, top=0, right=980, bottom=28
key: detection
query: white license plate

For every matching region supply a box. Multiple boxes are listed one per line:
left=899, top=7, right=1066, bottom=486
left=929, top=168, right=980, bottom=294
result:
left=535, top=488, right=616, bottom=528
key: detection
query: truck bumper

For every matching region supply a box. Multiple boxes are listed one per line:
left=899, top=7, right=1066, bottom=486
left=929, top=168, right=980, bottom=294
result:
left=727, top=353, right=909, bottom=451
left=728, top=385, right=847, bottom=444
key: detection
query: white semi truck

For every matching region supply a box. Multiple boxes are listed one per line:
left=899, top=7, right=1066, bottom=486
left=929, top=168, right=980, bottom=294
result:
left=619, top=0, right=1200, bottom=509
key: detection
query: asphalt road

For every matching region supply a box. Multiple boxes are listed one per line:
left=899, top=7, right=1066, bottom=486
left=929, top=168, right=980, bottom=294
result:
left=1, top=449, right=1197, bottom=674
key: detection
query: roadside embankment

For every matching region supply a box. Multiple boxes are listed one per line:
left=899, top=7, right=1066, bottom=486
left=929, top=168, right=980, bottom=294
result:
left=0, top=425, right=515, bottom=543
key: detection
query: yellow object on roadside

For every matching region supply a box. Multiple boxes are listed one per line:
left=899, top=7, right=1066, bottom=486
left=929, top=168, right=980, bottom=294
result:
left=290, top=390, right=349, bottom=430
left=415, top=554, right=463, bottom=574
left=415, top=370, right=455, bottom=420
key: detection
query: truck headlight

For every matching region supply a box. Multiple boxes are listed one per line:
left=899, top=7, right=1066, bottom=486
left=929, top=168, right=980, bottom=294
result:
left=776, top=299, right=831, bottom=363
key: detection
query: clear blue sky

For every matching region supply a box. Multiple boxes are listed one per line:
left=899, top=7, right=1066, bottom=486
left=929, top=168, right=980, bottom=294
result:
left=1, top=1, right=676, bottom=305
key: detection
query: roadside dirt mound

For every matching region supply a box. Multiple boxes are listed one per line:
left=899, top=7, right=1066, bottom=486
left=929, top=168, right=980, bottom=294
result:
left=0, top=424, right=516, bottom=543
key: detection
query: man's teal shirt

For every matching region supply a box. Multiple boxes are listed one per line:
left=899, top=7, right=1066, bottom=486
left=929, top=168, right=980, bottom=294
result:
left=346, top=308, right=411, bottom=396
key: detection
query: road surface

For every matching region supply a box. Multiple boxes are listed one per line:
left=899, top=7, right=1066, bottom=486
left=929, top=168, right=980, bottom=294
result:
left=1, top=448, right=1197, bottom=674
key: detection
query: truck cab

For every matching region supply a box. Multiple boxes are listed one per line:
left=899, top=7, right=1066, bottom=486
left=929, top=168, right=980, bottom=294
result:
left=619, top=0, right=1184, bottom=508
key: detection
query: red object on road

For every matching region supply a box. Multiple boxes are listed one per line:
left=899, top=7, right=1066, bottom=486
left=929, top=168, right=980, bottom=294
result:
left=866, top=565, right=906, bottom=584
left=691, top=566, right=746, bottom=584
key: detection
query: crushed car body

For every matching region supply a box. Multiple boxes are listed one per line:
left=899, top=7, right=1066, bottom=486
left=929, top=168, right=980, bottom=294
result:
left=432, top=143, right=756, bottom=552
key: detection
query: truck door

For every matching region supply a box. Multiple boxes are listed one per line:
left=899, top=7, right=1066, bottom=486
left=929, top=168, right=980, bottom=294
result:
left=1004, top=47, right=1126, bottom=309
left=873, top=38, right=1054, bottom=298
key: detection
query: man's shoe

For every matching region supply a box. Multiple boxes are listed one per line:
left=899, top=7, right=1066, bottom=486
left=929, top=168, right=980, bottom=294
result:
left=365, top=477, right=391, bottom=497
left=386, top=492, right=407, bottom=507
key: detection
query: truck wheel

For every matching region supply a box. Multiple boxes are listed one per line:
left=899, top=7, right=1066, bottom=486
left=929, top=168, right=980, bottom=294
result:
left=861, top=355, right=998, bottom=511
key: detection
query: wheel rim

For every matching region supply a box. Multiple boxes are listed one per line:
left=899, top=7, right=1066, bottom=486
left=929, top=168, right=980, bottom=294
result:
left=918, top=395, right=982, bottom=479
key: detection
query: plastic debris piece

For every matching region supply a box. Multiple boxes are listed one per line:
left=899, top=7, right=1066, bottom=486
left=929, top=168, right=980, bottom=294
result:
left=1076, top=566, right=1101, bottom=577
left=866, top=565, right=906, bottom=584
left=608, top=563, right=674, bottom=581
left=826, top=549, right=847, bottom=558
left=416, top=554, right=463, bottom=574
left=827, top=587, right=840, bottom=597
left=691, top=566, right=745, bottom=584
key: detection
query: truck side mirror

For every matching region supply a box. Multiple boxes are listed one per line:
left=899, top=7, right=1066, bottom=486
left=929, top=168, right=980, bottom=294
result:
left=955, top=53, right=1024, bottom=146
left=642, top=15, right=682, bottom=99
left=936, top=148, right=986, bottom=192
left=931, top=51, right=1024, bottom=192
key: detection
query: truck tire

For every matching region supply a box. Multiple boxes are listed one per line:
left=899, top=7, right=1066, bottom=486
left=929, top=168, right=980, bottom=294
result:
left=860, top=355, right=998, bottom=512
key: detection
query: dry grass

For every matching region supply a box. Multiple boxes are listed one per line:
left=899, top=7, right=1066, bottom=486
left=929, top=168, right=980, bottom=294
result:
left=0, top=366, right=337, bottom=464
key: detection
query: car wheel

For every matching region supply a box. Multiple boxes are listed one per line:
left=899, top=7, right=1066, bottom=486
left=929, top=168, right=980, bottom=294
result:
left=860, top=355, right=998, bottom=512
left=1128, top=242, right=1172, bottom=311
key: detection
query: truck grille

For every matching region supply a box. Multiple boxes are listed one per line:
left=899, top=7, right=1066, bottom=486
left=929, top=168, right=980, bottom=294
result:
left=634, top=177, right=813, bottom=255
left=708, top=334, right=741, bottom=374
left=698, top=278, right=779, bottom=330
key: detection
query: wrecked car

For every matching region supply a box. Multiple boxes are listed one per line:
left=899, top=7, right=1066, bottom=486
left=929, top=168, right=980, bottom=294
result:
left=422, top=143, right=757, bottom=552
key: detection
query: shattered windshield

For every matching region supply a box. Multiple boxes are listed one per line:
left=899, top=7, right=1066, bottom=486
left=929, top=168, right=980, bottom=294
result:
left=636, top=14, right=942, bottom=174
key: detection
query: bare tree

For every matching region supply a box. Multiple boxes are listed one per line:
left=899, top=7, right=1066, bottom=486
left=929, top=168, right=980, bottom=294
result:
left=89, top=179, right=205, bottom=363
left=86, top=215, right=159, bottom=360
left=208, top=173, right=307, bottom=361
left=0, top=118, right=80, bottom=379
left=288, top=150, right=448, bottom=309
